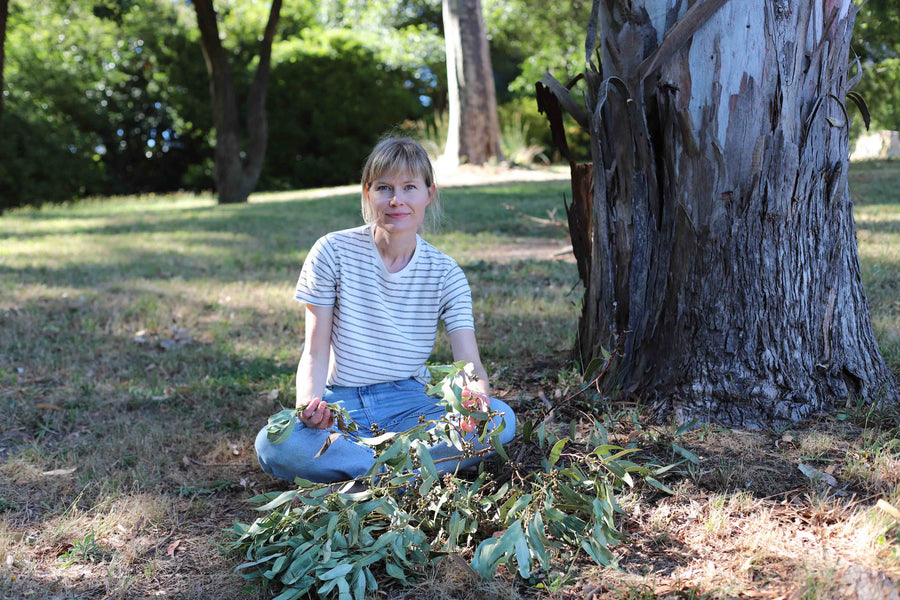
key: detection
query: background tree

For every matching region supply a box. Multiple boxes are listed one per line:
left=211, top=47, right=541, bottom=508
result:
left=0, top=0, right=8, bottom=131
left=441, top=0, right=502, bottom=167
left=193, top=0, right=281, bottom=205
left=539, top=0, right=896, bottom=426
left=0, top=0, right=111, bottom=209
left=851, top=0, right=900, bottom=135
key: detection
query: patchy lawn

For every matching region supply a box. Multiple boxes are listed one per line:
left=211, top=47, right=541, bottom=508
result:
left=1, top=163, right=898, bottom=600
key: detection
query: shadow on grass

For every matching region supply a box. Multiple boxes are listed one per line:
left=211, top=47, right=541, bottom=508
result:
left=0, top=179, right=582, bottom=598
left=1, top=182, right=574, bottom=289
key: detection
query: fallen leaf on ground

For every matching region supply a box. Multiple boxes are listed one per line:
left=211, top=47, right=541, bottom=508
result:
left=41, top=467, right=76, bottom=476
left=798, top=463, right=838, bottom=487
left=167, top=540, right=181, bottom=557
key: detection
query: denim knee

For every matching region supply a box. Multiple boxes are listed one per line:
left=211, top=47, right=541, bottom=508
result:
left=254, top=422, right=376, bottom=483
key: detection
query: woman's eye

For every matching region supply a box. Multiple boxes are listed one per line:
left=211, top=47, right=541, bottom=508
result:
left=377, top=185, right=391, bottom=192
left=404, top=185, right=416, bottom=191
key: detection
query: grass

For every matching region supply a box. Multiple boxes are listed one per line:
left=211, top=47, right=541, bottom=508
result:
left=0, top=161, right=898, bottom=599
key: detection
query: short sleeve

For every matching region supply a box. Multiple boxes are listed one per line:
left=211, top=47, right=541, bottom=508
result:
left=295, top=236, right=338, bottom=306
left=439, top=262, right=475, bottom=332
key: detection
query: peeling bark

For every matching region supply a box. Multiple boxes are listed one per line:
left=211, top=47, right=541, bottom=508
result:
left=541, top=0, right=897, bottom=427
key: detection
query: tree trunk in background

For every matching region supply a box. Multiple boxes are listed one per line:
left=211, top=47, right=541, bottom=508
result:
left=540, top=0, right=896, bottom=427
left=442, top=0, right=503, bottom=167
left=193, top=0, right=281, bottom=204
left=0, top=0, right=8, bottom=133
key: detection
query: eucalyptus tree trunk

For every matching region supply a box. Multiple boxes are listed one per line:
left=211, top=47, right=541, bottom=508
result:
left=540, top=0, right=896, bottom=427
left=442, top=0, right=503, bottom=167
left=194, top=0, right=281, bottom=204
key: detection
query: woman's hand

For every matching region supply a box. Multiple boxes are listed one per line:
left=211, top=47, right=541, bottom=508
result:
left=298, top=397, right=334, bottom=429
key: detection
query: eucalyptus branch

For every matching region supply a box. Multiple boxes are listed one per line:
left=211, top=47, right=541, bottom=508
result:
left=233, top=363, right=678, bottom=599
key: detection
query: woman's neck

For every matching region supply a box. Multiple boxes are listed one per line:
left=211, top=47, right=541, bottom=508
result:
left=372, top=226, right=417, bottom=273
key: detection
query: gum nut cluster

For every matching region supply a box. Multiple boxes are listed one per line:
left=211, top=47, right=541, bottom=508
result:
left=459, top=388, right=490, bottom=433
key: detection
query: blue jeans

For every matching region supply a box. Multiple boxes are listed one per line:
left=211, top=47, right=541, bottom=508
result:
left=254, top=378, right=516, bottom=483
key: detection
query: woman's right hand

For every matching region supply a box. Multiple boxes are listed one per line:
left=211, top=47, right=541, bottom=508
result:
left=298, top=397, right=334, bottom=429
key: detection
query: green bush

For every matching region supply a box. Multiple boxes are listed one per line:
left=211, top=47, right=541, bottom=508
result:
left=499, top=96, right=590, bottom=165
left=0, top=104, right=107, bottom=212
left=260, top=30, right=427, bottom=191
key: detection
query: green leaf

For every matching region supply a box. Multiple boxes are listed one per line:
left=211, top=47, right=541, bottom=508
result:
left=521, top=419, right=534, bottom=444
left=536, top=423, right=547, bottom=447
left=581, top=537, right=614, bottom=566
left=352, top=570, right=367, bottom=600
left=548, top=438, right=569, bottom=469
left=507, top=493, right=533, bottom=520
left=235, top=553, right=279, bottom=574
left=271, top=586, right=307, bottom=600
left=266, top=408, right=299, bottom=444
left=282, top=549, right=318, bottom=585
left=320, top=563, right=354, bottom=581
left=525, top=512, right=549, bottom=570
left=253, top=489, right=298, bottom=512
left=337, top=576, right=351, bottom=600
left=447, top=511, right=464, bottom=551
left=356, top=431, right=398, bottom=446
left=597, top=447, right=642, bottom=463
left=472, top=520, right=522, bottom=579
left=317, top=577, right=339, bottom=597
left=644, top=476, right=675, bottom=495
left=270, top=554, right=288, bottom=575
left=490, top=433, right=509, bottom=461
left=674, top=418, right=699, bottom=437
left=373, top=436, right=408, bottom=466
left=672, top=443, right=700, bottom=464
left=413, top=441, right=439, bottom=481
left=583, top=354, right=608, bottom=380
left=513, top=526, right=532, bottom=578
left=384, top=561, right=408, bottom=583
left=326, top=513, right=340, bottom=539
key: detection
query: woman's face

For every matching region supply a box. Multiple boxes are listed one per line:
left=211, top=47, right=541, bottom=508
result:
left=365, top=170, right=434, bottom=236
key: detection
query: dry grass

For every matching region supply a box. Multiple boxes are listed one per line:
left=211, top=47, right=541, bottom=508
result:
left=1, top=163, right=899, bottom=599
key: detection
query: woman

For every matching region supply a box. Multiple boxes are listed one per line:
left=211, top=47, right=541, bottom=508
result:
left=254, top=137, right=516, bottom=483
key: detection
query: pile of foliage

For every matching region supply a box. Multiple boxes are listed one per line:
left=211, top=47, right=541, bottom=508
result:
left=230, top=362, right=679, bottom=599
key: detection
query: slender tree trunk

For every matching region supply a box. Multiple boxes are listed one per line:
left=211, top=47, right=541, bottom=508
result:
left=0, top=0, right=8, bottom=133
left=541, top=0, right=896, bottom=427
left=442, top=0, right=503, bottom=167
left=193, top=0, right=281, bottom=204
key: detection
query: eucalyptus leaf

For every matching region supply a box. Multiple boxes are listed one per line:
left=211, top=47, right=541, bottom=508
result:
left=644, top=476, right=675, bottom=495
left=266, top=408, right=299, bottom=444
left=384, top=561, right=407, bottom=582
left=254, top=489, right=299, bottom=512
left=548, top=438, right=569, bottom=468
left=319, top=563, right=354, bottom=581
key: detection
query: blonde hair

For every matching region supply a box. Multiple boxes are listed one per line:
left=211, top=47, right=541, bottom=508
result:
left=360, top=137, right=442, bottom=231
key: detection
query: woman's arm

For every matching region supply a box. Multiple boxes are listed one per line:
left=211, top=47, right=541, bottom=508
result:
left=448, top=328, right=490, bottom=396
left=296, top=303, right=335, bottom=428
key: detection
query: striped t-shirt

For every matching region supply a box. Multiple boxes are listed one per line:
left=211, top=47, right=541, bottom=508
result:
left=295, top=224, right=475, bottom=387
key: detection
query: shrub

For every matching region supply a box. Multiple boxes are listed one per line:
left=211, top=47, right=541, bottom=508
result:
left=260, top=30, right=427, bottom=191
